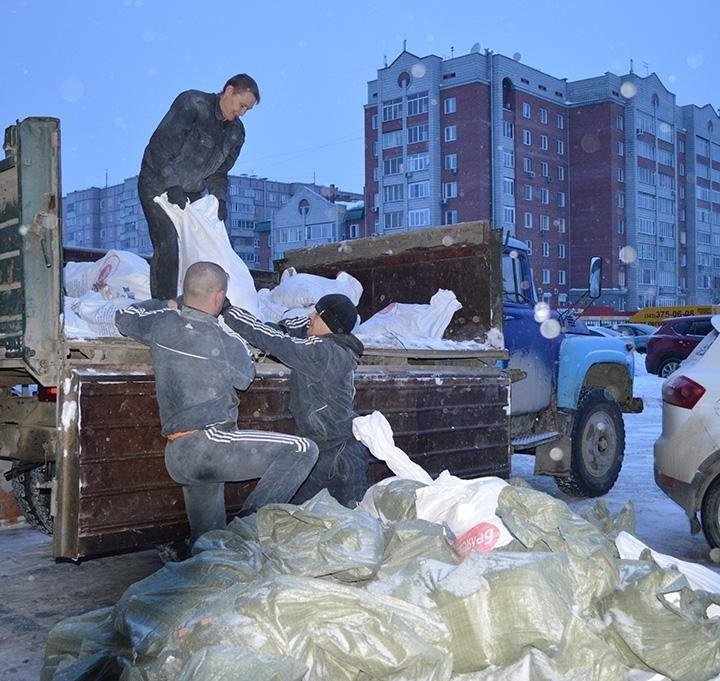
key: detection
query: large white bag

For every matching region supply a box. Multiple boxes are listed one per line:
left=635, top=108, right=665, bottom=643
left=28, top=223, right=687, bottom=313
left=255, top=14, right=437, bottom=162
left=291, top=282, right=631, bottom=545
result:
left=155, top=194, right=259, bottom=315
left=63, top=250, right=151, bottom=301
left=268, top=267, right=363, bottom=308
left=356, top=289, right=461, bottom=339
left=353, top=411, right=514, bottom=556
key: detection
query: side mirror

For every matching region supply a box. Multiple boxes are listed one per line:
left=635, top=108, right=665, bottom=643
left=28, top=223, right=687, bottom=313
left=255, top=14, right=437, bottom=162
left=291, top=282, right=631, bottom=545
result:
left=588, top=257, right=602, bottom=299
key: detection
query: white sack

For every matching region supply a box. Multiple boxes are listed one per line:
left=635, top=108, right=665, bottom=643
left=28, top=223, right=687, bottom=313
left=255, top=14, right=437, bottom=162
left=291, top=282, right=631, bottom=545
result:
left=353, top=411, right=513, bottom=556
left=268, top=267, right=363, bottom=308
left=63, top=250, right=151, bottom=301
left=65, top=292, right=136, bottom=338
left=155, top=194, right=259, bottom=315
left=356, top=289, right=461, bottom=340
left=615, top=530, right=720, bottom=618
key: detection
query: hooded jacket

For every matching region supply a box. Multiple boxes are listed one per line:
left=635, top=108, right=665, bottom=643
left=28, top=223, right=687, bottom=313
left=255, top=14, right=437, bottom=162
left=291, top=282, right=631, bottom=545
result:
left=223, top=307, right=364, bottom=447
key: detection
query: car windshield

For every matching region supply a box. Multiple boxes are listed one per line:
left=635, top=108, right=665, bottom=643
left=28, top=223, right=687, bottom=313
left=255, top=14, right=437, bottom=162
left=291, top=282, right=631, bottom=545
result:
left=684, top=328, right=718, bottom=365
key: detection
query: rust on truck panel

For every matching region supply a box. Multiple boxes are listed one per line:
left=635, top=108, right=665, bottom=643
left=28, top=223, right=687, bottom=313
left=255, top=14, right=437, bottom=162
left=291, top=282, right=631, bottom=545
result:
left=55, top=364, right=510, bottom=559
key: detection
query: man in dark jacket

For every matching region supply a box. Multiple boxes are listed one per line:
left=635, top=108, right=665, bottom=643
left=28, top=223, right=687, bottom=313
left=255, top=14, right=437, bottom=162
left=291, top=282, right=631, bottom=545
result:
left=224, top=294, right=370, bottom=506
left=115, top=261, right=317, bottom=551
left=139, top=73, right=260, bottom=300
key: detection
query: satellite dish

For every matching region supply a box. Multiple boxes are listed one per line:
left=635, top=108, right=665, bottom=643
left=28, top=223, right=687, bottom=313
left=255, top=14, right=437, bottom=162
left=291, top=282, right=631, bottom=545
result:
left=513, top=52, right=522, bottom=61
left=470, top=42, right=481, bottom=54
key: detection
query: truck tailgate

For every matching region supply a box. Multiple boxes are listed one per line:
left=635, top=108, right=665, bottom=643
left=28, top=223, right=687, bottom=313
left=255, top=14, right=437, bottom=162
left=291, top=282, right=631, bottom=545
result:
left=54, top=362, right=510, bottom=560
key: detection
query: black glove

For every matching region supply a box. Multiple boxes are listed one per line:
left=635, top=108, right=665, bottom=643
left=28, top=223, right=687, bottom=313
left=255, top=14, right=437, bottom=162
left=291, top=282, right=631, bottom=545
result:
left=216, top=198, right=228, bottom=222
left=166, top=185, right=188, bottom=208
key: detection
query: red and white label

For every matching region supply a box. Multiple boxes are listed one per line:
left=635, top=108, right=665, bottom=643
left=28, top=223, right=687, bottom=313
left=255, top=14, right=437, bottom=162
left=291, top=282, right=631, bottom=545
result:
left=454, top=522, right=502, bottom=557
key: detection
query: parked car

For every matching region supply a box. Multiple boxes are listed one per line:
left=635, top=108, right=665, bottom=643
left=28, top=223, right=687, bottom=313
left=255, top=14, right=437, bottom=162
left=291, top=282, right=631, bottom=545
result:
left=587, top=325, right=622, bottom=338
left=654, top=316, right=720, bottom=548
left=614, top=322, right=657, bottom=354
left=644, top=315, right=714, bottom=378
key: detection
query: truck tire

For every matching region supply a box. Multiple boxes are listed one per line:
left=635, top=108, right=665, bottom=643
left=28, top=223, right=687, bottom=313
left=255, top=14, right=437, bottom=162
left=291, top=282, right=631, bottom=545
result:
left=555, top=388, right=625, bottom=498
left=11, top=463, right=54, bottom=534
left=701, top=477, right=720, bottom=549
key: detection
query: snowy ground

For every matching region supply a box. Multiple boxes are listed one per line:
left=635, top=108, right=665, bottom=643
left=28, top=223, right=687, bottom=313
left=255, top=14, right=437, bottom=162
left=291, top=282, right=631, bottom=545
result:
left=513, top=352, right=720, bottom=571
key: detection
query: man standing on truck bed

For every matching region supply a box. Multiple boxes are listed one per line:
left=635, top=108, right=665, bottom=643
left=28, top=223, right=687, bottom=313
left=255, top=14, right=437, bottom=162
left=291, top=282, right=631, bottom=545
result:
left=223, top=294, right=370, bottom=507
left=115, top=261, right=317, bottom=556
left=139, top=73, right=260, bottom=300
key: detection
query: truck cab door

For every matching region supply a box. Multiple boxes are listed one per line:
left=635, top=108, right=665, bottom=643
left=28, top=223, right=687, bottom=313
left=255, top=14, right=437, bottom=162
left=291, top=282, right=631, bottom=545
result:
left=502, top=247, right=560, bottom=416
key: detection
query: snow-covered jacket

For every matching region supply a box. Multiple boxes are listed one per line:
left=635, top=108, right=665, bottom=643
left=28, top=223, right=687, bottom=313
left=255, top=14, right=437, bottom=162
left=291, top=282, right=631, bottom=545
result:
left=223, top=307, right=364, bottom=447
left=115, top=300, right=255, bottom=436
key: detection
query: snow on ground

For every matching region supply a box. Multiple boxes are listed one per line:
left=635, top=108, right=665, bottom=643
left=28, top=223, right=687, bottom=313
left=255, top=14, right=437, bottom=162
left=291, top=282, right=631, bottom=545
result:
left=513, top=352, right=720, bottom=571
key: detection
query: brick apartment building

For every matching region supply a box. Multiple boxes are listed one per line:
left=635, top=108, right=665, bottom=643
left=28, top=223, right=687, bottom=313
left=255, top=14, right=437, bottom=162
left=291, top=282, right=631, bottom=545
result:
left=364, top=49, right=720, bottom=311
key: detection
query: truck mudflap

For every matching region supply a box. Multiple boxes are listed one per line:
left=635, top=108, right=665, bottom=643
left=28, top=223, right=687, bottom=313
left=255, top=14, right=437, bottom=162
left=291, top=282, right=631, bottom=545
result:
left=54, top=363, right=510, bottom=560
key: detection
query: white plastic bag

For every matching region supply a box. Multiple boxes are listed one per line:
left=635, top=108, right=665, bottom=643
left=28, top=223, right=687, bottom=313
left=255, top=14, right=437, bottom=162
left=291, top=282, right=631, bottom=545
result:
left=66, top=292, right=136, bottom=338
left=356, top=289, right=461, bottom=339
left=63, top=250, right=151, bottom=301
left=268, top=267, right=363, bottom=308
left=353, top=411, right=514, bottom=556
left=155, top=193, right=259, bottom=315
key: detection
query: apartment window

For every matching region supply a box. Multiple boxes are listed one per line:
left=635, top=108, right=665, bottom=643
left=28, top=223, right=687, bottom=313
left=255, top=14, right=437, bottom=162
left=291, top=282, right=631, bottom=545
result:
left=556, top=113, right=565, bottom=130
left=616, top=114, right=624, bottom=131
left=503, top=177, right=515, bottom=196
left=407, top=152, right=430, bottom=171
left=503, top=206, right=516, bottom=224
left=382, top=130, right=403, bottom=149
left=383, top=156, right=403, bottom=175
left=523, top=129, right=532, bottom=145
left=522, top=102, right=531, bottom=118
left=540, top=188, right=550, bottom=204
left=384, top=211, right=403, bottom=230
left=524, top=212, right=533, bottom=228
left=382, top=97, right=402, bottom=122
left=407, top=91, right=429, bottom=116
left=679, top=163, right=685, bottom=176
left=617, top=141, right=624, bottom=156
left=557, top=191, right=565, bottom=207
left=637, top=192, right=656, bottom=210
left=618, top=218, right=625, bottom=234
left=443, top=181, right=458, bottom=199
left=540, top=108, right=548, bottom=124
left=408, top=124, right=429, bottom=143
left=558, top=270, right=566, bottom=285
left=540, top=135, right=548, bottom=150
left=542, top=242, right=550, bottom=257
left=556, top=139, right=565, bottom=155
left=557, top=217, right=566, bottom=233
left=540, top=214, right=550, bottom=231
left=540, top=161, right=549, bottom=177
left=542, top=269, right=551, bottom=284
left=373, top=141, right=378, bottom=158
left=408, top=208, right=430, bottom=227
left=503, top=121, right=514, bottom=139
left=522, top=184, right=533, bottom=200
left=617, top=192, right=625, bottom=208
left=373, top=167, right=379, bottom=181
left=558, top=243, right=566, bottom=259
left=408, top=180, right=430, bottom=198
left=678, top=139, right=685, bottom=153
left=371, top=114, right=378, bottom=130
left=617, top=168, right=624, bottom=182
left=384, top=184, right=404, bottom=202
left=444, top=125, right=457, bottom=142
left=443, top=97, right=456, bottom=114
left=526, top=240, right=533, bottom=254
left=444, top=209, right=458, bottom=225
left=503, top=151, right=515, bottom=168
left=444, top=153, right=458, bottom=171
left=349, top=224, right=360, bottom=238
left=523, top=157, right=533, bottom=173
left=637, top=217, right=656, bottom=235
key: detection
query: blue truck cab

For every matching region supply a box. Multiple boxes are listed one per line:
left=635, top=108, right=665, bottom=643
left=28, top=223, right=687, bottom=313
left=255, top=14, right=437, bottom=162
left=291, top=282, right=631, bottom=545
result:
left=502, top=237, right=643, bottom=496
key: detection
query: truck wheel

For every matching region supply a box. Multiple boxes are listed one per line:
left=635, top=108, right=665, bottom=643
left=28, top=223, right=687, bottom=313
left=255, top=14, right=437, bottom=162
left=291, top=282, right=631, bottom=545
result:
left=658, top=357, right=681, bottom=378
left=555, top=388, right=625, bottom=498
left=701, top=477, right=720, bottom=549
left=11, top=464, right=54, bottom=534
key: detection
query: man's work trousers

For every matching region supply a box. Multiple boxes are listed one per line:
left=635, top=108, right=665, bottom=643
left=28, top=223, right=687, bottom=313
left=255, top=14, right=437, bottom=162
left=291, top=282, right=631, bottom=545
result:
left=165, top=425, right=318, bottom=543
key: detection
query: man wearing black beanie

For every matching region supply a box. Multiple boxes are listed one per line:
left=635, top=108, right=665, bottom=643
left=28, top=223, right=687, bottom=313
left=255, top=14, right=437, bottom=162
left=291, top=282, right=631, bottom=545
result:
left=223, top=294, right=369, bottom=506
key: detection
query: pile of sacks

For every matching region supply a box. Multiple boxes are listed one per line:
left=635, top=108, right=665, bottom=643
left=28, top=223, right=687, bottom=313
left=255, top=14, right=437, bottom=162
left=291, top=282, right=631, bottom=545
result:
left=43, top=431, right=720, bottom=680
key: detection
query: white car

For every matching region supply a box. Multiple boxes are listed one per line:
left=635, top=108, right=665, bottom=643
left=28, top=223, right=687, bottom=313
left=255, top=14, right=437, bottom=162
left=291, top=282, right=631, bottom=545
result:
left=654, top=315, right=720, bottom=547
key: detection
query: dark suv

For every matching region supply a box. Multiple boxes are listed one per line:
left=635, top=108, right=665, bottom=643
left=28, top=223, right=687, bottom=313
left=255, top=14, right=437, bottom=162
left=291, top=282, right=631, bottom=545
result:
left=645, top=315, right=714, bottom=377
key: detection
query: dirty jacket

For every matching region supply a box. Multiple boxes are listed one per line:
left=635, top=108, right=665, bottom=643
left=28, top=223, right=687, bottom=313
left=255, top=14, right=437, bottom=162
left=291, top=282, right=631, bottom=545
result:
left=115, top=300, right=255, bottom=436
left=223, top=307, right=364, bottom=447
left=139, top=90, right=245, bottom=200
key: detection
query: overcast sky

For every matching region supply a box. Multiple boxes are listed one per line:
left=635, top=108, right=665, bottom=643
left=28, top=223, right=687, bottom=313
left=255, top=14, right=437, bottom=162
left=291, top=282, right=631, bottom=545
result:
left=3, top=0, right=719, bottom=195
